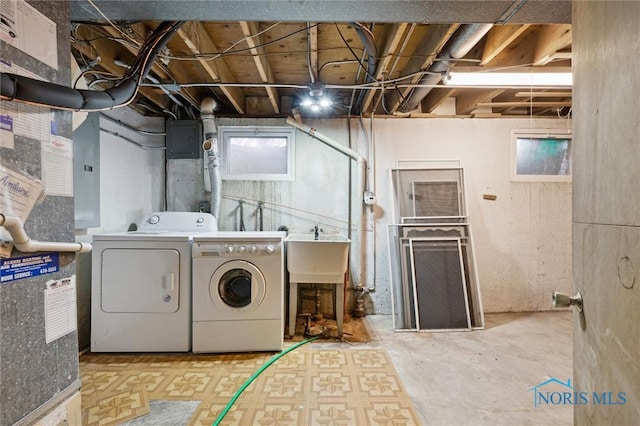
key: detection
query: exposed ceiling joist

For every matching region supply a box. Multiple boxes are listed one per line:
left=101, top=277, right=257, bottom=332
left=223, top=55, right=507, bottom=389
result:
left=177, top=22, right=246, bottom=114
left=533, top=24, right=572, bottom=65
left=455, top=89, right=504, bottom=115
left=478, top=101, right=572, bottom=107
left=388, top=24, right=459, bottom=113
left=360, top=23, right=409, bottom=113
left=239, top=21, right=280, bottom=114
left=480, top=24, right=531, bottom=65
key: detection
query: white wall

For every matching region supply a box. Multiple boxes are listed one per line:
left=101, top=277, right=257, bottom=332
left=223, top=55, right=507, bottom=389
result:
left=126, top=113, right=573, bottom=317
left=364, top=117, right=573, bottom=314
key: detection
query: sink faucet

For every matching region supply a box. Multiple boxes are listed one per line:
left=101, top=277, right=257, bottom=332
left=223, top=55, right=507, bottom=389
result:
left=313, top=225, right=319, bottom=240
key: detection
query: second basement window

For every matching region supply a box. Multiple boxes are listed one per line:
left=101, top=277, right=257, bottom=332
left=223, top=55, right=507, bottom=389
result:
left=511, top=130, right=572, bottom=182
left=219, top=126, right=295, bottom=180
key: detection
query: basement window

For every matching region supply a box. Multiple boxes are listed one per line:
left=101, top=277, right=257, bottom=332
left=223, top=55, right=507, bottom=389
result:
left=511, top=130, right=572, bottom=182
left=219, top=126, right=295, bottom=180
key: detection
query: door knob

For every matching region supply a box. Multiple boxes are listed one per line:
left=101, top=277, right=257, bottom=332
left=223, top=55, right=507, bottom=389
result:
left=552, top=291, right=583, bottom=312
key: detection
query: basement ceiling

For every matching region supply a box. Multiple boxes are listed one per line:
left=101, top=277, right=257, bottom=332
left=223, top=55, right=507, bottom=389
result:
left=69, top=0, right=572, bottom=119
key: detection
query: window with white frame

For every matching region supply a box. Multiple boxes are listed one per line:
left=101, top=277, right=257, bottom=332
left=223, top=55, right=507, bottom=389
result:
left=510, top=130, right=572, bottom=182
left=219, top=126, right=295, bottom=180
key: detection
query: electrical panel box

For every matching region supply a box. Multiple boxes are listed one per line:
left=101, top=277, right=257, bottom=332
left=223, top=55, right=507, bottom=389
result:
left=73, top=112, right=101, bottom=229
left=166, top=120, right=202, bottom=159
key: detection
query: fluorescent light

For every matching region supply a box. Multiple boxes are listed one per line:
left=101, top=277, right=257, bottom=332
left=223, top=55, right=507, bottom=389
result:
left=445, top=71, right=572, bottom=87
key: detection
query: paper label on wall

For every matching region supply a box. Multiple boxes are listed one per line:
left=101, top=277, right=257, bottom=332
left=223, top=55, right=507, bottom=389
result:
left=42, top=136, right=73, bottom=196
left=0, top=252, right=59, bottom=283
left=0, top=164, right=45, bottom=257
left=0, top=164, right=45, bottom=220
left=44, top=276, right=77, bottom=344
left=0, top=113, right=14, bottom=149
left=0, top=61, right=51, bottom=146
left=0, top=0, right=58, bottom=69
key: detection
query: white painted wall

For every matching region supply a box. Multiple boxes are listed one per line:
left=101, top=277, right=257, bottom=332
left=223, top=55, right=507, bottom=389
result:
left=159, top=114, right=575, bottom=316
left=361, top=117, right=573, bottom=314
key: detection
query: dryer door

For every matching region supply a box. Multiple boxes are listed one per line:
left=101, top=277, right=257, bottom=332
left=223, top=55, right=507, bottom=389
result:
left=210, top=260, right=266, bottom=312
left=101, top=248, right=180, bottom=313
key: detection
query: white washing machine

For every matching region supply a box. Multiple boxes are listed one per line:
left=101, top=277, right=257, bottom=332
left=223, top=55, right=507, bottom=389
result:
left=91, top=212, right=217, bottom=352
left=192, top=232, right=286, bottom=353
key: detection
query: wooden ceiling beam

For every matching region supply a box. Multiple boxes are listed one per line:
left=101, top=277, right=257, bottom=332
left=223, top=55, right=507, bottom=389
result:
left=177, top=21, right=245, bottom=114
left=421, top=87, right=457, bottom=113
left=515, top=91, right=572, bottom=97
left=533, top=24, right=572, bottom=65
left=477, top=101, right=572, bottom=107
left=480, top=24, right=530, bottom=65
left=388, top=23, right=459, bottom=113
left=360, top=23, right=408, bottom=113
left=239, top=21, right=280, bottom=114
left=455, top=89, right=504, bottom=115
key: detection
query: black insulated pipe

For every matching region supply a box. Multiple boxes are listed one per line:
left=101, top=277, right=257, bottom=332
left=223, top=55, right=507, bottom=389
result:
left=0, top=21, right=183, bottom=112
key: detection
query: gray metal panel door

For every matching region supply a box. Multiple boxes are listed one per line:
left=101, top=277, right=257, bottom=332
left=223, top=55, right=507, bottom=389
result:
left=573, top=2, right=640, bottom=423
left=101, top=249, right=180, bottom=313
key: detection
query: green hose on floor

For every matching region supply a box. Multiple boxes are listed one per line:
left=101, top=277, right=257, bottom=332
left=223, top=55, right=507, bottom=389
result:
left=212, top=337, right=319, bottom=426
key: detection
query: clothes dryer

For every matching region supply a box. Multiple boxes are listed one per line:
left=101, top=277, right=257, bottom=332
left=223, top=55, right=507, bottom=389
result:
left=91, top=212, right=217, bottom=352
left=192, top=232, right=285, bottom=353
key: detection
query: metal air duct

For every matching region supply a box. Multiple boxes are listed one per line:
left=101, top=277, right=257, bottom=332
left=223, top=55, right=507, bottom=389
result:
left=398, top=23, right=493, bottom=113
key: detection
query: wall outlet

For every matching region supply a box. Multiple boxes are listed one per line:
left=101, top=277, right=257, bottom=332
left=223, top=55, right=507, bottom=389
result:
left=363, top=191, right=376, bottom=205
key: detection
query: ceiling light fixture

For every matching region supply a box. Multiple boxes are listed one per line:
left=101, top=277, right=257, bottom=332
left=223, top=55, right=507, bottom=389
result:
left=444, top=71, right=573, bottom=87
left=300, top=82, right=333, bottom=112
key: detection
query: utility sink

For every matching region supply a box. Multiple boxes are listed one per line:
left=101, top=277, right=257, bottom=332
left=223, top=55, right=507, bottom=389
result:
left=285, top=233, right=351, bottom=283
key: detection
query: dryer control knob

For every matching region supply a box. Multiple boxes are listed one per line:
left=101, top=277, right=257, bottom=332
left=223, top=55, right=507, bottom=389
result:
left=248, top=245, right=258, bottom=254
left=226, top=246, right=235, bottom=254
left=238, top=245, right=247, bottom=254
left=265, top=245, right=275, bottom=254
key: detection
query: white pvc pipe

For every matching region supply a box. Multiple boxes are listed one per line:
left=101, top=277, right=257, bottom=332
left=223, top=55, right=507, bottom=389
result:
left=0, top=214, right=91, bottom=253
left=286, top=117, right=364, bottom=162
left=286, top=117, right=368, bottom=289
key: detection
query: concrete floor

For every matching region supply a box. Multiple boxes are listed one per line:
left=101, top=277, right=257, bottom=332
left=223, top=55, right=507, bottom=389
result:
left=360, top=311, right=573, bottom=425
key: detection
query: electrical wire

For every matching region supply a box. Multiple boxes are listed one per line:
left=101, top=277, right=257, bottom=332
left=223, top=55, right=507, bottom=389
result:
left=164, top=23, right=319, bottom=61
left=335, top=23, right=376, bottom=83
left=99, top=127, right=166, bottom=150
left=306, top=22, right=316, bottom=83
left=99, top=112, right=166, bottom=136
left=221, top=194, right=355, bottom=231
left=86, top=0, right=142, bottom=47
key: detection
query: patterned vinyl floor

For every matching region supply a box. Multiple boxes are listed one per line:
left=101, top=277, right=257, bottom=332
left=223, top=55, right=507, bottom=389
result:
left=79, top=345, right=420, bottom=425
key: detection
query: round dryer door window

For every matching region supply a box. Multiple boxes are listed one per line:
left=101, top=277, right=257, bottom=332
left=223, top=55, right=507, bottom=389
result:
left=210, top=260, right=266, bottom=311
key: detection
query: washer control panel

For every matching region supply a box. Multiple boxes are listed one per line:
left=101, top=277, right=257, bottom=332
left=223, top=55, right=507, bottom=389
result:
left=194, top=242, right=281, bottom=257
left=223, top=243, right=278, bottom=256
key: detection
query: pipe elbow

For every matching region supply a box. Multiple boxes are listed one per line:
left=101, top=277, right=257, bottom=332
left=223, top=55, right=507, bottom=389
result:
left=200, top=97, right=218, bottom=116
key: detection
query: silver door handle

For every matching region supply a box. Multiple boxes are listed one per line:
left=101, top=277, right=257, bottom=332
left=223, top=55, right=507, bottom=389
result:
left=162, top=273, right=176, bottom=292
left=552, top=291, right=583, bottom=312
